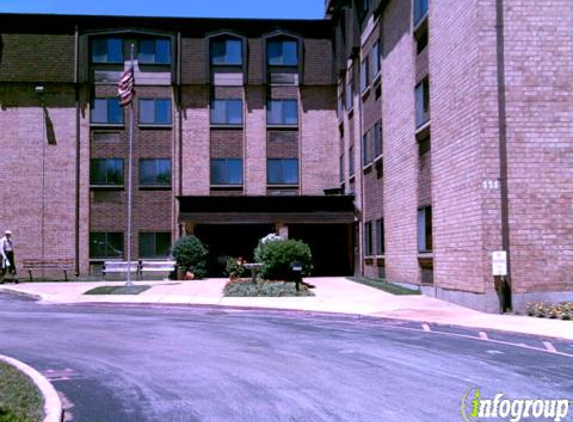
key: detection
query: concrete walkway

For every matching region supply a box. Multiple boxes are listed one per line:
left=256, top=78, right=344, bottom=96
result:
left=1, top=277, right=572, bottom=341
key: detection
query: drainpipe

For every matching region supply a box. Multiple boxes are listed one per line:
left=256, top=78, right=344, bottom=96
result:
left=74, top=25, right=81, bottom=276
left=496, top=0, right=512, bottom=311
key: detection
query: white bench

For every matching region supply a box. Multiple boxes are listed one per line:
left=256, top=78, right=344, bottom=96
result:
left=139, top=260, right=176, bottom=280
left=102, top=261, right=140, bottom=281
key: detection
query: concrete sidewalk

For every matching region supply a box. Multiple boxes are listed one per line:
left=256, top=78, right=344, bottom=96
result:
left=1, top=277, right=572, bottom=341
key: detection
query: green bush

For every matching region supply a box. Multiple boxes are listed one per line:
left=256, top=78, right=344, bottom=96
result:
left=254, top=237, right=313, bottom=281
left=171, top=235, right=208, bottom=279
left=225, top=257, right=248, bottom=279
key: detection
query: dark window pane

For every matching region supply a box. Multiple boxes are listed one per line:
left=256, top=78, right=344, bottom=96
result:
left=267, top=159, right=282, bottom=184
left=346, top=81, right=354, bottom=111
left=376, top=219, right=385, bottom=255
left=155, top=233, right=172, bottom=257
left=139, top=40, right=155, bottom=63
left=140, top=232, right=170, bottom=258
left=140, top=159, right=171, bottom=186
left=227, top=159, right=243, bottom=184
left=92, top=39, right=107, bottom=63
left=91, top=99, right=107, bottom=123
left=210, top=160, right=224, bottom=185
left=349, top=146, right=355, bottom=176
left=156, top=39, right=171, bottom=64
left=211, top=40, right=226, bottom=65
left=226, top=39, right=243, bottom=65
left=139, top=99, right=155, bottom=124
left=90, top=232, right=123, bottom=259
left=227, top=100, right=243, bottom=124
left=107, top=99, right=123, bottom=124
left=360, top=58, right=369, bottom=92
left=91, top=159, right=123, bottom=185
left=267, top=39, right=298, bottom=66
left=417, top=206, right=432, bottom=252
left=108, top=39, right=123, bottom=63
left=283, top=159, right=298, bottom=184
left=283, top=100, right=298, bottom=125
left=107, top=159, right=124, bottom=185
left=414, top=0, right=429, bottom=25
left=415, top=78, right=430, bottom=127
left=155, top=100, right=171, bottom=124
left=267, top=100, right=281, bottom=125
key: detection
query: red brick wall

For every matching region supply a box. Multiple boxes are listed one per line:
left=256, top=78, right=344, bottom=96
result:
left=504, top=0, right=573, bottom=294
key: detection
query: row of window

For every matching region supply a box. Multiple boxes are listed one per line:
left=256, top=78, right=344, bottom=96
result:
left=363, top=207, right=432, bottom=258
left=91, top=158, right=172, bottom=187
left=360, top=41, right=381, bottom=94
left=362, top=121, right=383, bottom=166
left=90, top=98, right=299, bottom=127
left=91, top=36, right=299, bottom=67
left=90, top=232, right=171, bottom=259
left=90, top=158, right=299, bottom=187
left=363, top=219, right=385, bottom=257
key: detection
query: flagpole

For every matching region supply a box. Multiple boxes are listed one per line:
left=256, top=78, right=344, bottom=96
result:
left=126, top=44, right=135, bottom=288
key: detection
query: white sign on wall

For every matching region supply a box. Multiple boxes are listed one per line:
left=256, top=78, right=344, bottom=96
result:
left=492, top=251, right=507, bottom=276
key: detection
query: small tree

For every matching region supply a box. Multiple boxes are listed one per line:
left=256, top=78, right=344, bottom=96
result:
left=171, top=235, right=208, bottom=279
left=254, top=236, right=313, bottom=281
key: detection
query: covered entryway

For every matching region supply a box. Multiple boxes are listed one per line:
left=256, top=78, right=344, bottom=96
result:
left=194, top=224, right=274, bottom=276
left=178, top=196, right=356, bottom=277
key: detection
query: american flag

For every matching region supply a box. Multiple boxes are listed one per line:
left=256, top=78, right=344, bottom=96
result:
left=118, top=64, right=135, bottom=106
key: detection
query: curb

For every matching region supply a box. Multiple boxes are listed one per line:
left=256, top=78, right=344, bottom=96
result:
left=0, top=354, right=64, bottom=422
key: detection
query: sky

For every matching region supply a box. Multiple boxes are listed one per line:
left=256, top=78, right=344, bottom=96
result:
left=0, top=0, right=325, bottom=19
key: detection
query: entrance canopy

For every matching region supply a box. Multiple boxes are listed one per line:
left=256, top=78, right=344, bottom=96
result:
left=177, top=195, right=356, bottom=224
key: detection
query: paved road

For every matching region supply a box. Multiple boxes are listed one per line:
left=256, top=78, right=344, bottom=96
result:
left=0, top=292, right=572, bottom=422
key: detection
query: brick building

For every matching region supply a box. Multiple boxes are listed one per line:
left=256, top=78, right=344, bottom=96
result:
left=0, top=0, right=572, bottom=312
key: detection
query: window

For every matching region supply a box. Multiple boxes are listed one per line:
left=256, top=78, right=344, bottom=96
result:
left=339, top=155, right=345, bottom=182
left=210, top=159, right=243, bottom=185
left=90, top=159, right=124, bottom=186
left=346, top=79, right=354, bottom=112
left=267, top=38, right=298, bottom=66
left=139, top=99, right=172, bottom=125
left=139, top=232, right=171, bottom=259
left=91, top=98, right=123, bottom=125
left=374, top=121, right=383, bottom=157
left=414, top=0, right=429, bottom=26
left=211, top=99, right=243, bottom=125
left=91, top=38, right=123, bottom=63
left=138, top=39, right=171, bottom=64
left=415, top=77, right=430, bottom=128
left=349, top=146, right=355, bottom=177
left=267, top=159, right=298, bottom=185
left=417, top=206, right=433, bottom=252
left=416, top=26, right=429, bottom=54
left=362, top=132, right=371, bottom=166
left=267, top=100, right=298, bottom=126
left=211, top=37, right=243, bottom=66
left=90, top=232, right=123, bottom=259
left=419, top=136, right=431, bottom=156
left=371, top=41, right=381, bottom=78
left=360, top=57, right=370, bottom=93
left=359, top=0, right=371, bottom=21
left=139, top=159, right=172, bottom=187
left=376, top=219, right=385, bottom=255
left=364, top=222, right=373, bottom=256
left=338, top=95, right=345, bottom=119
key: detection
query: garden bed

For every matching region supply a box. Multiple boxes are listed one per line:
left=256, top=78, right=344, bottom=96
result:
left=224, top=278, right=315, bottom=297
left=348, top=277, right=421, bottom=295
left=526, top=302, right=572, bottom=320
left=84, top=285, right=151, bottom=295
left=0, top=361, right=44, bottom=422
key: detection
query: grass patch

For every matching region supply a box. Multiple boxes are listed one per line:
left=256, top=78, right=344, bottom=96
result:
left=0, top=361, right=44, bottom=422
left=224, top=279, right=314, bottom=297
left=348, top=277, right=421, bottom=295
left=84, top=285, right=151, bottom=295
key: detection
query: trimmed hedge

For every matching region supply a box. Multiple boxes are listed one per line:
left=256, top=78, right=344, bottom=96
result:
left=254, top=237, right=313, bottom=281
left=171, top=235, right=208, bottom=279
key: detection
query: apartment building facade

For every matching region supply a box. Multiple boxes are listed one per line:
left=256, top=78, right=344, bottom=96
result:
left=0, top=0, right=571, bottom=312
left=328, top=0, right=573, bottom=312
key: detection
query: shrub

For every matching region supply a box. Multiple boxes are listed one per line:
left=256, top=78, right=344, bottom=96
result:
left=254, top=236, right=313, bottom=281
left=171, top=235, right=208, bottom=279
left=225, top=257, right=248, bottom=279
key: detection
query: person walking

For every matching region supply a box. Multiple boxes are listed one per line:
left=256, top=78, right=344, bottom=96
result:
left=0, top=230, right=18, bottom=284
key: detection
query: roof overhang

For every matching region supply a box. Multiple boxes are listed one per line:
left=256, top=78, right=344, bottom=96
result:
left=177, top=195, right=357, bottom=225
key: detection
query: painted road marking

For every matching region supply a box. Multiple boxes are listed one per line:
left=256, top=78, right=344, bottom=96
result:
left=42, top=369, right=81, bottom=382
left=422, top=324, right=431, bottom=332
left=479, top=332, right=489, bottom=341
left=543, top=341, right=557, bottom=353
